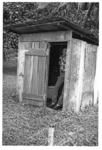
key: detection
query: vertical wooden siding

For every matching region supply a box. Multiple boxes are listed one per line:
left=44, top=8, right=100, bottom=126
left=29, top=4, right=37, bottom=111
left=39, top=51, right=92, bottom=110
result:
left=81, top=44, right=97, bottom=109
left=17, top=41, right=49, bottom=105
left=23, top=53, right=46, bottom=97
left=65, top=39, right=86, bottom=112
left=94, top=47, right=100, bottom=105
left=63, top=38, right=97, bottom=112
left=83, top=44, right=97, bottom=93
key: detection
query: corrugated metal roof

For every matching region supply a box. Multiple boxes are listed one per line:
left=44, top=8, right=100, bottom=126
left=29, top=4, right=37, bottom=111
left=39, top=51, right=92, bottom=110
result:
left=4, top=17, right=98, bottom=45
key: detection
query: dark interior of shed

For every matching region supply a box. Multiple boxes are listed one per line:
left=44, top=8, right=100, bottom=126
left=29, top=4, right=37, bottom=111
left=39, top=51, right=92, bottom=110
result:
left=48, top=42, right=67, bottom=86
left=47, top=42, right=67, bottom=107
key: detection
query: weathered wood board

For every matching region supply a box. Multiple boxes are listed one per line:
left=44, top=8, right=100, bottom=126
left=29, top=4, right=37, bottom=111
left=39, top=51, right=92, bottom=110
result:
left=63, top=38, right=97, bottom=112
left=20, top=31, right=71, bottom=42
left=23, top=51, right=47, bottom=96
left=81, top=44, right=97, bottom=109
left=63, top=39, right=86, bottom=112
left=94, top=47, right=101, bottom=105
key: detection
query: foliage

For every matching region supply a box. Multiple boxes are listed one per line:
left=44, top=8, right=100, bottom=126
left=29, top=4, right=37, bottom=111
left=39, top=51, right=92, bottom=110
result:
left=3, top=2, right=99, bottom=60
left=3, top=2, right=38, bottom=60
left=3, top=2, right=38, bottom=24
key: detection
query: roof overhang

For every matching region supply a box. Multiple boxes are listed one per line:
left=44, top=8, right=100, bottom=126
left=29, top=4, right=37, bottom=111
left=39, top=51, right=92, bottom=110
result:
left=4, top=17, right=98, bottom=45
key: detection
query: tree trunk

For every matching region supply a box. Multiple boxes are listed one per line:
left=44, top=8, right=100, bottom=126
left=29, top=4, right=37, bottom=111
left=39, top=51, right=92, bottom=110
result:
left=83, top=3, right=94, bottom=27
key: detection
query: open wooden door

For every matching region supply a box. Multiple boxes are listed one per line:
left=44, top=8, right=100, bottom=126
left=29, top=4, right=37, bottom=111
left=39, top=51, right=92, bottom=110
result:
left=23, top=42, right=50, bottom=107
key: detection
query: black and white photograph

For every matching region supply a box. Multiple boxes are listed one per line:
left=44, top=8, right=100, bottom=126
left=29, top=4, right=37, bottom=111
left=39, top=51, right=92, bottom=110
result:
left=2, top=1, right=100, bottom=147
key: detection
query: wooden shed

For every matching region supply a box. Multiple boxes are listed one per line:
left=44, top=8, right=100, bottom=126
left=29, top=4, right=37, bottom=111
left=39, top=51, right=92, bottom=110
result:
left=4, top=17, right=98, bottom=112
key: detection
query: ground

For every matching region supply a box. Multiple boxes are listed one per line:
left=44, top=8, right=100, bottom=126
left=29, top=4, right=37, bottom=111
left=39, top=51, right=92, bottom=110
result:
left=3, top=60, right=98, bottom=146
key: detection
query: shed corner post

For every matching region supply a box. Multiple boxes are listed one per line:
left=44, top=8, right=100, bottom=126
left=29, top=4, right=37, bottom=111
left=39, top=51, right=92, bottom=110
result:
left=16, top=35, right=27, bottom=103
left=16, top=36, right=22, bottom=102
left=63, top=31, right=72, bottom=111
left=94, top=46, right=100, bottom=105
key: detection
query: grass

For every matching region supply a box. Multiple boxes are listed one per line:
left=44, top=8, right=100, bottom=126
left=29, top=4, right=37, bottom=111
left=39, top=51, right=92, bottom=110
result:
left=2, top=60, right=98, bottom=146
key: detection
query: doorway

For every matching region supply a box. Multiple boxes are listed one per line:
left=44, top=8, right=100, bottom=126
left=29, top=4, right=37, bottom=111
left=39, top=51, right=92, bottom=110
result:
left=47, top=42, right=67, bottom=107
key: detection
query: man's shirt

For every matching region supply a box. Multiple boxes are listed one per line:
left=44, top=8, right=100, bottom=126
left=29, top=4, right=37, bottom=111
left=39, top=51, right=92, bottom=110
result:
left=59, top=54, right=66, bottom=73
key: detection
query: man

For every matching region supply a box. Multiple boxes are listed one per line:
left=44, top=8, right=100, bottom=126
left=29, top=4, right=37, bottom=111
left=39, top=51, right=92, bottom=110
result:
left=50, top=48, right=67, bottom=110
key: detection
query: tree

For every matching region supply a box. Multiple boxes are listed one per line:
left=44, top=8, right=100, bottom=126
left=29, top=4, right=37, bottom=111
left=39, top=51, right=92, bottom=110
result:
left=3, top=2, right=99, bottom=61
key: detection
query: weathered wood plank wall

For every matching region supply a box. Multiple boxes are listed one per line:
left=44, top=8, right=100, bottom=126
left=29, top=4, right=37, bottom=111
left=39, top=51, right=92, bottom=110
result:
left=81, top=44, right=97, bottom=109
left=63, top=39, right=86, bottom=112
left=94, top=47, right=101, bottom=105
left=63, top=39, right=97, bottom=112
